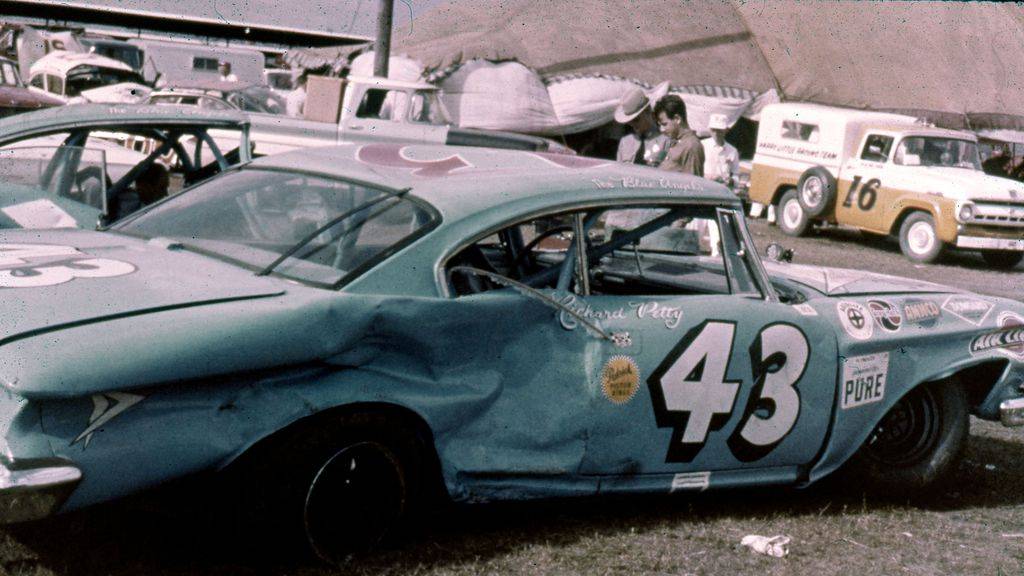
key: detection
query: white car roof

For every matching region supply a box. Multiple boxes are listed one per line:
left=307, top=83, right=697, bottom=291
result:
left=29, top=50, right=134, bottom=77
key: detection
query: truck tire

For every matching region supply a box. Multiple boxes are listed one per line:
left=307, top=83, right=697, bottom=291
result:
left=796, top=167, right=836, bottom=218
left=898, top=212, right=943, bottom=263
left=847, top=379, right=968, bottom=493
left=981, top=251, right=1023, bottom=269
left=777, top=189, right=811, bottom=236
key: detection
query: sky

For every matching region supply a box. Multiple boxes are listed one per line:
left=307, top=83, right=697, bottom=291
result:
left=48, top=0, right=447, bottom=38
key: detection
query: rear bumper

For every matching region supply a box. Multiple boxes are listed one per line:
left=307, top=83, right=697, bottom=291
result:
left=956, top=236, right=1024, bottom=251
left=0, top=459, right=80, bottom=523
left=1000, top=398, right=1024, bottom=427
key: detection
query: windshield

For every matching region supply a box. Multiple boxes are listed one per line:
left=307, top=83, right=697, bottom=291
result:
left=227, top=87, right=285, bottom=114
left=66, top=66, right=145, bottom=97
left=894, top=136, right=981, bottom=170
left=115, top=169, right=435, bottom=286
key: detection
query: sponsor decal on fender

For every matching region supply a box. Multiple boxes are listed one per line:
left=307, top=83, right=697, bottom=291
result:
left=867, top=300, right=902, bottom=332
left=837, top=301, right=873, bottom=340
left=970, top=312, right=1024, bottom=360
left=841, top=352, right=889, bottom=410
left=903, top=299, right=941, bottom=327
left=942, top=295, right=994, bottom=326
left=601, top=356, right=640, bottom=404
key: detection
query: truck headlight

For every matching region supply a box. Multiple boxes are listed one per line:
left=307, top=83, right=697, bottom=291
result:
left=957, top=202, right=975, bottom=223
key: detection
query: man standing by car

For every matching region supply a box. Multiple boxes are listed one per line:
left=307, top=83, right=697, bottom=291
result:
left=702, top=113, right=739, bottom=186
left=286, top=71, right=308, bottom=118
left=218, top=61, right=238, bottom=82
left=614, top=84, right=669, bottom=166
left=654, top=95, right=704, bottom=176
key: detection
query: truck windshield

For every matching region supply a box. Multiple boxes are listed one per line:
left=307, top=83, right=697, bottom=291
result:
left=66, top=66, right=145, bottom=97
left=894, top=136, right=981, bottom=170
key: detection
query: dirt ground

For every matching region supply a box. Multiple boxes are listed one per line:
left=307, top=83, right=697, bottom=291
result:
left=2, top=219, right=1023, bottom=576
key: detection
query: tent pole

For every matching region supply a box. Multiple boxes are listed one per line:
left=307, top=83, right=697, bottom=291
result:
left=373, top=0, right=394, bottom=78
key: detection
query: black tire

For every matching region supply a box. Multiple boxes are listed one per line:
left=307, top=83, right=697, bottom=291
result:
left=898, top=211, right=944, bottom=263
left=777, top=189, right=811, bottom=237
left=848, top=379, right=968, bottom=493
left=796, top=167, right=836, bottom=218
left=231, top=412, right=428, bottom=563
left=981, top=250, right=1023, bottom=269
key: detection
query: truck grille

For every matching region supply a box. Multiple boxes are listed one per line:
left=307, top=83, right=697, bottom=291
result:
left=972, top=203, right=1024, bottom=228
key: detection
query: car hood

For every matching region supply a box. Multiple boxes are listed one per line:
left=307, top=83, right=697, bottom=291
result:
left=764, top=261, right=955, bottom=297
left=0, top=229, right=285, bottom=346
left=911, top=167, right=1024, bottom=203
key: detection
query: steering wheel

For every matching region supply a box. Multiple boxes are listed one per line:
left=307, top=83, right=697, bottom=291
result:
left=73, top=167, right=112, bottom=208
left=513, top=224, right=574, bottom=274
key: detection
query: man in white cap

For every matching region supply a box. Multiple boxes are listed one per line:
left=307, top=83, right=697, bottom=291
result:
left=614, top=83, right=669, bottom=166
left=701, top=113, right=739, bottom=186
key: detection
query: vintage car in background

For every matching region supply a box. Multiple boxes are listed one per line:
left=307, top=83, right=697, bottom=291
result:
left=0, top=143, right=1022, bottom=561
left=247, top=74, right=573, bottom=156
left=27, top=50, right=148, bottom=104
left=0, top=103, right=250, bottom=228
left=145, top=80, right=286, bottom=115
left=749, top=103, right=1024, bottom=267
left=0, top=56, right=62, bottom=117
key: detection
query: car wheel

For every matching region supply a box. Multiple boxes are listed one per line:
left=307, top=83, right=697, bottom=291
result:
left=232, top=413, right=426, bottom=563
left=898, top=212, right=943, bottom=263
left=304, top=440, right=409, bottom=562
left=981, top=251, right=1023, bottom=269
left=778, top=189, right=811, bottom=237
left=849, top=379, right=967, bottom=492
left=796, top=167, right=836, bottom=218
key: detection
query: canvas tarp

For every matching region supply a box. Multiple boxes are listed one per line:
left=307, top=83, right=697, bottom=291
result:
left=394, top=1, right=1024, bottom=134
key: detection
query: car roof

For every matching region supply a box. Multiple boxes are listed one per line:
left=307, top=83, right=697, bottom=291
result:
left=0, top=103, right=249, bottom=142
left=29, top=50, right=134, bottom=76
left=251, top=143, right=740, bottom=220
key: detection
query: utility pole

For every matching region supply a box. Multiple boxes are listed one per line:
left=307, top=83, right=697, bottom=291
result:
left=373, top=0, right=394, bottom=78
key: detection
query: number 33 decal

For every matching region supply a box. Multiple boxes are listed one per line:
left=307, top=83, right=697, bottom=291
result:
left=648, top=321, right=810, bottom=463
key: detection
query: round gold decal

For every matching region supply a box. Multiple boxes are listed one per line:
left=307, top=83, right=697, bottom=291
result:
left=602, top=356, right=640, bottom=404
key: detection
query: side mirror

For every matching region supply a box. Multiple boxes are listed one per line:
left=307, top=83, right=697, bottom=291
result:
left=765, top=242, right=794, bottom=263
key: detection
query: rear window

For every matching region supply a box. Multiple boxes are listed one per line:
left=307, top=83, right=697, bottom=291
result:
left=116, top=169, right=436, bottom=287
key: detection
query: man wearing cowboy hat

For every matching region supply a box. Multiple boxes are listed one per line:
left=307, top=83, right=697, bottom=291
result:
left=614, top=83, right=670, bottom=166
left=702, top=112, right=740, bottom=185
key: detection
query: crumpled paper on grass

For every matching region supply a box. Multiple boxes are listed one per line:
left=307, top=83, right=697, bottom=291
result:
left=740, top=534, right=791, bottom=558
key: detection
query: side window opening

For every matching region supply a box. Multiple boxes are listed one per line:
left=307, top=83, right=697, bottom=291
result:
left=781, top=120, right=819, bottom=143
left=860, top=134, right=894, bottom=162
left=446, top=205, right=767, bottom=300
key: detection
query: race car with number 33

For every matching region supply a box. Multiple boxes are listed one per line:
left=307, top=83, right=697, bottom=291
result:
left=1, top=142, right=1023, bottom=561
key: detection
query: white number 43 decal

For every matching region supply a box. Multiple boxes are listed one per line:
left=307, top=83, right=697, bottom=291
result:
left=648, top=321, right=809, bottom=463
left=0, top=243, right=135, bottom=288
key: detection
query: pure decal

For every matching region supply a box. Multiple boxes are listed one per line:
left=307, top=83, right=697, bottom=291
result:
left=601, top=356, right=640, bottom=404
left=841, top=352, right=888, bottom=410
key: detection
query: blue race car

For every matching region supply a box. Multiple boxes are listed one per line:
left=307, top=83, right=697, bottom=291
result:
left=0, top=143, right=1022, bottom=560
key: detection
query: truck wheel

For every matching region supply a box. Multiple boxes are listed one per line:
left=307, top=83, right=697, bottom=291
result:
left=796, top=167, right=836, bottom=217
left=848, top=379, right=967, bottom=493
left=898, top=212, right=943, bottom=263
left=778, top=189, right=811, bottom=236
left=981, top=251, right=1023, bottom=269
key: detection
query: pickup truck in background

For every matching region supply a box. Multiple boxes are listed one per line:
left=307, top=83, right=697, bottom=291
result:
left=247, top=75, right=573, bottom=156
